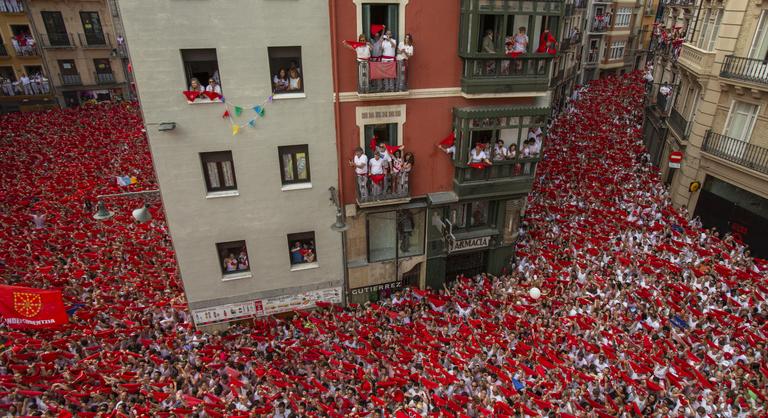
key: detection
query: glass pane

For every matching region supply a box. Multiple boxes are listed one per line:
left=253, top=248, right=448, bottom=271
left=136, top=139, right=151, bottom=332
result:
left=221, top=161, right=235, bottom=187
left=451, top=204, right=467, bottom=228
left=400, top=209, right=426, bottom=258
left=206, top=162, right=220, bottom=189
left=470, top=201, right=489, bottom=227
left=296, top=152, right=308, bottom=180
left=368, top=212, right=396, bottom=262
left=282, top=154, right=294, bottom=181
left=750, top=11, right=768, bottom=59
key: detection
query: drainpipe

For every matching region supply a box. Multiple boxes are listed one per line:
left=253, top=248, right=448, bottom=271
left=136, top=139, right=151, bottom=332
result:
left=329, top=0, right=350, bottom=306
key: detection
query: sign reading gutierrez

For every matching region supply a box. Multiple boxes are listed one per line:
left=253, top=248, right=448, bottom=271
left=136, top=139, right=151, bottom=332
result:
left=448, top=236, right=491, bottom=253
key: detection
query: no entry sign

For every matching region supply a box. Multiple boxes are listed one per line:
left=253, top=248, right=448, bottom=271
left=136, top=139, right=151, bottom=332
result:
left=669, top=151, right=683, bottom=168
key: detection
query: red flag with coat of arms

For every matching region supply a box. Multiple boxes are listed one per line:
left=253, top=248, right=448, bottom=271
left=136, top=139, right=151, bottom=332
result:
left=0, top=285, right=68, bottom=329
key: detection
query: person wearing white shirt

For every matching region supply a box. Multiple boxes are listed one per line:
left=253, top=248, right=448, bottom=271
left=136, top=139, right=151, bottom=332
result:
left=349, top=147, right=368, bottom=199
left=205, top=78, right=222, bottom=95
left=396, top=34, right=414, bottom=90
left=20, top=73, right=31, bottom=95
left=468, top=143, right=491, bottom=165
left=369, top=152, right=386, bottom=196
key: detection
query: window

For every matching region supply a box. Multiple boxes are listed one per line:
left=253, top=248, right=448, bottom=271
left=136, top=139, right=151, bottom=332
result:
left=473, top=14, right=557, bottom=54
left=0, top=67, right=15, bottom=83
left=615, top=8, right=632, bottom=27
left=697, top=8, right=721, bottom=51
left=450, top=201, right=490, bottom=229
left=278, top=145, right=310, bottom=185
left=367, top=209, right=425, bottom=262
left=287, top=231, right=317, bottom=266
left=58, top=60, right=80, bottom=84
left=363, top=3, right=399, bottom=42
left=725, top=101, right=759, bottom=143
left=181, top=48, right=222, bottom=96
left=216, top=241, right=250, bottom=276
left=364, top=123, right=398, bottom=159
left=10, top=25, right=35, bottom=56
left=200, top=151, right=237, bottom=192
left=80, top=11, right=105, bottom=45
left=749, top=10, right=768, bottom=61
left=41, top=11, right=69, bottom=46
left=268, top=46, right=304, bottom=95
left=609, top=41, right=626, bottom=60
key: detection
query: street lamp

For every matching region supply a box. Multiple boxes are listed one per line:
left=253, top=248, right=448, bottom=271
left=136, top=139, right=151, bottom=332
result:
left=92, top=190, right=160, bottom=222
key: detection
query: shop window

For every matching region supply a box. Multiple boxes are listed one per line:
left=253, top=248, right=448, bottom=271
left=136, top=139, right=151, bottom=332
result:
left=278, top=145, right=310, bottom=185
left=216, top=240, right=250, bottom=276
left=287, top=231, right=317, bottom=266
left=200, top=151, right=237, bottom=193
left=268, top=46, right=304, bottom=95
left=181, top=48, right=222, bottom=96
left=367, top=209, right=425, bottom=262
left=450, top=201, right=489, bottom=229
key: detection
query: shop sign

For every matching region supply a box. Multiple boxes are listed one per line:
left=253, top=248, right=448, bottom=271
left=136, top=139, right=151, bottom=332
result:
left=669, top=151, right=683, bottom=169
left=192, top=300, right=264, bottom=325
left=261, top=287, right=342, bottom=316
left=351, top=280, right=404, bottom=295
left=448, top=236, right=490, bottom=253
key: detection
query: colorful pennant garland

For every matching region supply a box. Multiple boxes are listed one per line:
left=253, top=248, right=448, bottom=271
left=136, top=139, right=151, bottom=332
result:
left=181, top=91, right=274, bottom=136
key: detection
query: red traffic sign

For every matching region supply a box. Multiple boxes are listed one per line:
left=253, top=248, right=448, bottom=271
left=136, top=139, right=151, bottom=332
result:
left=669, top=151, right=683, bottom=163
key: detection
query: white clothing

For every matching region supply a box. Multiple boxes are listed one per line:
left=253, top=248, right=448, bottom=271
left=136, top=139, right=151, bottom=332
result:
left=470, top=149, right=488, bottom=163
left=354, top=154, right=368, bottom=175
left=356, top=45, right=371, bottom=61
left=205, top=84, right=222, bottom=94
left=369, top=157, right=385, bottom=175
left=381, top=37, right=397, bottom=60
left=397, top=42, right=413, bottom=61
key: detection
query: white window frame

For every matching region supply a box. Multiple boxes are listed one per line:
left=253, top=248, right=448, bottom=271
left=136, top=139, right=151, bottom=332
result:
left=724, top=100, right=760, bottom=143
left=697, top=8, right=722, bottom=51
left=609, top=40, right=626, bottom=60
left=354, top=0, right=409, bottom=43
left=616, top=8, right=632, bottom=27
left=749, top=10, right=768, bottom=60
left=355, top=104, right=406, bottom=149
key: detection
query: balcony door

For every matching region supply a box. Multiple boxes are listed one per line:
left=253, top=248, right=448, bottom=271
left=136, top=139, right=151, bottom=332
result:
left=80, top=12, right=106, bottom=45
left=724, top=100, right=759, bottom=159
left=362, top=3, right=398, bottom=42
left=41, top=11, right=69, bottom=46
left=94, top=58, right=112, bottom=83
left=364, top=123, right=398, bottom=159
left=746, top=10, right=768, bottom=80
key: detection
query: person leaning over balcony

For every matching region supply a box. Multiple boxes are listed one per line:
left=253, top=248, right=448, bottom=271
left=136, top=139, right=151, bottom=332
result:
left=390, top=149, right=403, bottom=194
left=349, top=147, right=368, bottom=199
left=19, top=73, right=32, bottom=95
left=396, top=34, right=414, bottom=91
left=400, top=152, right=414, bottom=194
left=287, top=68, right=302, bottom=91
left=205, top=78, right=222, bottom=95
left=381, top=30, right=397, bottom=91
left=272, top=68, right=289, bottom=93
left=189, top=78, right=204, bottom=93
left=369, top=152, right=386, bottom=197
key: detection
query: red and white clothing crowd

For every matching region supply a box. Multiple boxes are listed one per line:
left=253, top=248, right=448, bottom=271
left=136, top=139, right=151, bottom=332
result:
left=1, top=73, right=767, bottom=417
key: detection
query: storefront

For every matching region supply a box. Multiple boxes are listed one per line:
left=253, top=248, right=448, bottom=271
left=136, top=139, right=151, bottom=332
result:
left=694, top=175, right=768, bottom=258
left=445, top=236, right=490, bottom=280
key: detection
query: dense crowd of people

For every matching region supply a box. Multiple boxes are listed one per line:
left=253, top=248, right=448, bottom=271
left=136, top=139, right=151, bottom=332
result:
left=1, top=73, right=767, bottom=417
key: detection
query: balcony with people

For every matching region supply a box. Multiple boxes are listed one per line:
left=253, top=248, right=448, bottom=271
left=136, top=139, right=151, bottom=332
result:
left=0, top=72, right=51, bottom=97
left=344, top=28, right=412, bottom=96
left=702, top=130, right=768, bottom=176
left=350, top=141, right=413, bottom=208
left=0, top=0, right=23, bottom=13
left=458, top=8, right=561, bottom=94
left=9, top=26, right=39, bottom=57
left=449, top=106, right=548, bottom=199
left=591, top=14, right=610, bottom=33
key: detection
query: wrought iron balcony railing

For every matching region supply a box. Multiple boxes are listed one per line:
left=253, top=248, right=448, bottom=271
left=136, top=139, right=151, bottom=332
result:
left=720, top=55, right=768, bottom=87
left=59, top=73, right=82, bottom=86
left=40, top=33, right=75, bottom=48
left=357, top=60, right=408, bottom=95
left=669, top=107, right=692, bottom=139
left=702, top=130, right=768, bottom=175
left=95, top=71, right=116, bottom=84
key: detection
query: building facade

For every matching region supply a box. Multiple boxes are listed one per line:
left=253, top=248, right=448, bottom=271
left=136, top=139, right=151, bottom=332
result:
left=645, top=0, right=768, bottom=257
left=0, top=0, right=55, bottom=112
left=551, top=0, right=587, bottom=113
left=118, top=0, right=344, bottom=328
left=331, top=0, right=560, bottom=304
left=581, top=0, right=646, bottom=82
left=25, top=0, right=129, bottom=107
